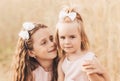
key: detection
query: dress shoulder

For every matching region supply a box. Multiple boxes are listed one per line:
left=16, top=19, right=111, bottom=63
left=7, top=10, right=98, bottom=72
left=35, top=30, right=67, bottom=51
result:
left=84, top=52, right=95, bottom=60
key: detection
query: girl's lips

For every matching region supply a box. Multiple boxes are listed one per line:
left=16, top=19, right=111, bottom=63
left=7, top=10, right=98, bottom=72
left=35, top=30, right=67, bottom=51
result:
left=48, top=48, right=56, bottom=53
left=64, top=45, right=72, bottom=48
left=64, top=47, right=72, bottom=49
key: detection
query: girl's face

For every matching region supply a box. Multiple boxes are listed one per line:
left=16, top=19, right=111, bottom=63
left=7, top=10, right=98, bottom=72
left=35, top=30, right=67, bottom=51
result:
left=31, top=28, right=57, bottom=61
left=58, top=22, right=81, bottom=54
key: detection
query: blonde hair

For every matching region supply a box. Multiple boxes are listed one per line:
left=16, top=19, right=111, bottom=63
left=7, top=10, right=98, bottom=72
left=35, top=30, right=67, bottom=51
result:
left=55, top=6, right=89, bottom=58
left=11, top=23, right=58, bottom=81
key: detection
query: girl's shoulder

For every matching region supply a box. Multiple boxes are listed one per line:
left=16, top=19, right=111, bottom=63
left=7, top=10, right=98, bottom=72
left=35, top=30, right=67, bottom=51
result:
left=83, top=51, right=95, bottom=60
left=86, top=51, right=95, bottom=55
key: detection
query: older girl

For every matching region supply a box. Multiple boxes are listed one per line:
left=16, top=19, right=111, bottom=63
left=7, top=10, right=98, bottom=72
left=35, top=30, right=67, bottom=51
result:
left=11, top=22, right=58, bottom=81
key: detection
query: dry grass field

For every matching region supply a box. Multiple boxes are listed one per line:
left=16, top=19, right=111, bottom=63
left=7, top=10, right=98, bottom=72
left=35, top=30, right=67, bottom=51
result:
left=0, top=0, right=120, bottom=81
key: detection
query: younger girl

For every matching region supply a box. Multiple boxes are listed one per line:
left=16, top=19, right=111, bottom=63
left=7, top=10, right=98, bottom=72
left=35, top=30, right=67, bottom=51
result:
left=11, top=22, right=58, bottom=81
left=55, top=6, right=110, bottom=81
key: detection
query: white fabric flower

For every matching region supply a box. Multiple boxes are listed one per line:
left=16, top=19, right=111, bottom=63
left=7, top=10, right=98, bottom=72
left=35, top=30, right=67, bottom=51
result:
left=19, top=30, right=29, bottom=40
left=23, top=22, right=35, bottom=31
left=18, top=22, right=35, bottom=40
left=59, top=11, right=77, bottom=21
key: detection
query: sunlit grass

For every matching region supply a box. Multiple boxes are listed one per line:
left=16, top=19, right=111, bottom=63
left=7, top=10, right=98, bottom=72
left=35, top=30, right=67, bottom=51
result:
left=0, top=0, right=120, bottom=81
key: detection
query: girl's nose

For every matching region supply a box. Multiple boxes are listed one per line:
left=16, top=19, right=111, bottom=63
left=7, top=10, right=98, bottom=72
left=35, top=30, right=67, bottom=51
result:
left=65, top=38, right=70, bottom=44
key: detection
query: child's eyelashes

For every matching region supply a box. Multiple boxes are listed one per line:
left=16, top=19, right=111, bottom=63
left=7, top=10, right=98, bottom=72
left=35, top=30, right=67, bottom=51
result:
left=40, top=40, right=47, bottom=45
left=60, top=36, right=65, bottom=39
left=60, top=35, right=76, bottom=40
left=40, top=35, right=54, bottom=45
left=70, top=35, right=75, bottom=39
left=49, top=35, right=53, bottom=42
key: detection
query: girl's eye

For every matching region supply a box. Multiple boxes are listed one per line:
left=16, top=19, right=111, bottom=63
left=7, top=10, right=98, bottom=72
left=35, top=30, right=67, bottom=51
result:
left=70, top=35, right=75, bottom=39
left=60, top=36, right=65, bottom=39
left=50, top=35, right=53, bottom=42
left=41, top=40, right=47, bottom=45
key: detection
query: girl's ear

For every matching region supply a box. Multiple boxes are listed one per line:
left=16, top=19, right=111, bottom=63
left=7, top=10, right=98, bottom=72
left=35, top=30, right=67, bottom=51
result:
left=28, top=50, right=36, bottom=58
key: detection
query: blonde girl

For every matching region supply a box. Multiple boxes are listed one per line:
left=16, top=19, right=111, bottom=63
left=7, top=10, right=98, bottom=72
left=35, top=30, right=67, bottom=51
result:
left=55, top=6, right=110, bottom=81
left=11, top=22, right=58, bottom=81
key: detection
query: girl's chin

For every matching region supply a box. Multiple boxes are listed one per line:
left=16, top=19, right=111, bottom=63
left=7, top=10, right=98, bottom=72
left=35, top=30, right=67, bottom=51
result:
left=49, top=51, right=57, bottom=57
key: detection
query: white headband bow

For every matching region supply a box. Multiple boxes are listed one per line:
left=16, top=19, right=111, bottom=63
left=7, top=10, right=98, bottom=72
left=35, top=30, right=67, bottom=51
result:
left=19, top=22, right=35, bottom=40
left=59, top=11, right=77, bottom=21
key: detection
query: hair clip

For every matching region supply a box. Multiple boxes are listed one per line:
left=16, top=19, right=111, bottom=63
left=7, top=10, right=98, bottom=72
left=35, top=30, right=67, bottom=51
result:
left=59, top=11, right=76, bottom=21
left=19, top=22, right=35, bottom=40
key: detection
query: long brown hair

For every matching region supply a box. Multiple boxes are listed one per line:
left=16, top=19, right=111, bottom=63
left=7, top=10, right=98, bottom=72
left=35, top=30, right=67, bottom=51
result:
left=11, top=23, right=58, bottom=81
left=55, top=6, right=90, bottom=58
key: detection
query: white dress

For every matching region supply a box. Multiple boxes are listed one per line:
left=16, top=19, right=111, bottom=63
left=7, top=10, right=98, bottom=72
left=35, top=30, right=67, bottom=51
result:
left=62, top=52, right=95, bottom=81
left=32, top=66, right=52, bottom=81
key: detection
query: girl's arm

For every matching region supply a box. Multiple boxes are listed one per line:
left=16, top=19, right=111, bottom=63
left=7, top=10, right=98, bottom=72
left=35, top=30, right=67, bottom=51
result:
left=87, top=74, right=105, bottom=81
left=102, top=71, right=111, bottom=81
left=82, top=57, right=110, bottom=81
left=87, top=69, right=110, bottom=81
left=57, top=57, right=65, bottom=81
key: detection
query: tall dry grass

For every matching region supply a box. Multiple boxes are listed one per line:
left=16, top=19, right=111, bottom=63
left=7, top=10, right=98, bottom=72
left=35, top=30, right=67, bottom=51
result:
left=0, top=0, right=120, bottom=81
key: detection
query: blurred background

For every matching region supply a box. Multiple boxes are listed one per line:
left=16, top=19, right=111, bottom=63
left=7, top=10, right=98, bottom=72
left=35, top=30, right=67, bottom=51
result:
left=0, top=0, right=120, bottom=81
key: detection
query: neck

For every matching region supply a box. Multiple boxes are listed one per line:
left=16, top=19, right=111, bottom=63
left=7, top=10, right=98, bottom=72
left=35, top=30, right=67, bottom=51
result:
left=67, top=49, right=82, bottom=56
left=66, top=50, right=86, bottom=61
left=36, top=58, right=53, bottom=72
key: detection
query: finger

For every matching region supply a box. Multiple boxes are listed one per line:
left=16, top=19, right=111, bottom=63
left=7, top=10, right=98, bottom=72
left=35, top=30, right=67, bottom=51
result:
left=85, top=68, right=98, bottom=75
left=82, top=60, right=92, bottom=66
left=82, top=67, right=95, bottom=73
left=83, top=64, right=95, bottom=69
left=82, top=65, right=96, bottom=73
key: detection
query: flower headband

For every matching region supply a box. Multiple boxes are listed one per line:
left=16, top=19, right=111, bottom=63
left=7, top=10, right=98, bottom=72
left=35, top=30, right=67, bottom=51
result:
left=19, top=22, right=35, bottom=40
left=59, top=11, right=77, bottom=21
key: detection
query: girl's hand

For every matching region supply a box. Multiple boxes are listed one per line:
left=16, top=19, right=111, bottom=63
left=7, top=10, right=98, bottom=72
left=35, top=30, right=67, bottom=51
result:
left=82, top=57, right=105, bottom=75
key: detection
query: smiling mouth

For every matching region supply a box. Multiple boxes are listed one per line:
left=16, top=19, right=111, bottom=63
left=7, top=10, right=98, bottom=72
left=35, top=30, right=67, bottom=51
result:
left=65, top=47, right=72, bottom=48
left=48, top=48, right=56, bottom=52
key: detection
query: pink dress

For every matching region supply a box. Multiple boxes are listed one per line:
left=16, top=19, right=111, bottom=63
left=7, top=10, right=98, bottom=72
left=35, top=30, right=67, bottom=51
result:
left=32, top=66, right=52, bottom=81
left=62, top=52, right=95, bottom=81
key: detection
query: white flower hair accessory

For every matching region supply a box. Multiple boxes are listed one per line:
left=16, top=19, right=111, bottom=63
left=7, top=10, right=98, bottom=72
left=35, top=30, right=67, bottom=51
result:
left=23, top=22, right=35, bottom=31
left=59, top=11, right=77, bottom=21
left=19, top=22, right=35, bottom=40
left=19, top=30, right=29, bottom=40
